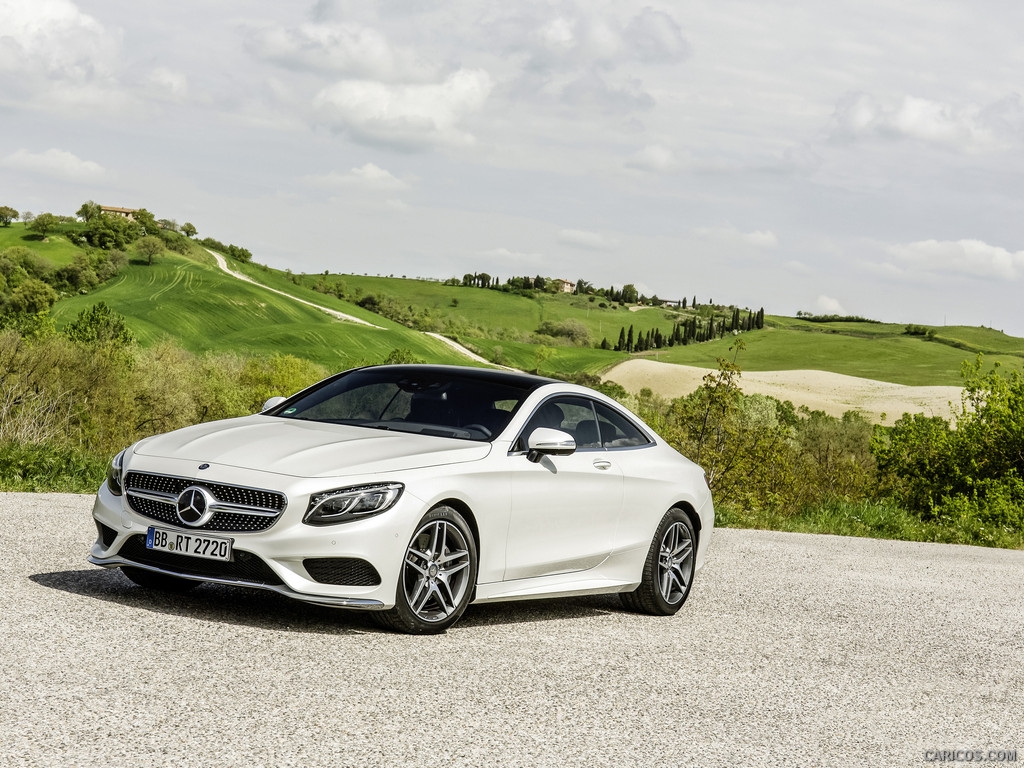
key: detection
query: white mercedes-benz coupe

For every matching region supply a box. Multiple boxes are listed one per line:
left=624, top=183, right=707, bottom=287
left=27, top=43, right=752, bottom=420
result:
left=89, top=364, right=714, bottom=633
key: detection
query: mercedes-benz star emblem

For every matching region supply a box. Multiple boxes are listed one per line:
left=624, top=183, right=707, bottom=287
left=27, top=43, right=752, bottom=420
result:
left=176, top=486, right=215, bottom=527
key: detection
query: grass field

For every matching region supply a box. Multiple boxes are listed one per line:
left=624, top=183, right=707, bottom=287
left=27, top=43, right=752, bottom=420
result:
left=4, top=222, right=1019, bottom=387
left=299, top=272, right=694, bottom=348
left=0, top=222, right=83, bottom=266
left=639, top=327, right=1023, bottom=386
left=50, top=249, right=473, bottom=371
left=462, top=336, right=623, bottom=377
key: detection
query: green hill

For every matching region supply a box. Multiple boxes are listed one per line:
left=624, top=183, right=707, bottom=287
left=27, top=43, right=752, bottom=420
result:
left=0, top=222, right=83, bottom=266
left=50, top=249, right=470, bottom=371
left=5, top=223, right=1023, bottom=385
left=272, top=271, right=1024, bottom=386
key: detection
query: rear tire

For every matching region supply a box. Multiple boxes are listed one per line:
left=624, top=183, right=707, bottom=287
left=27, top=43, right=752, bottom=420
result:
left=620, top=508, right=696, bottom=615
left=376, top=506, right=478, bottom=634
left=121, top=566, right=198, bottom=593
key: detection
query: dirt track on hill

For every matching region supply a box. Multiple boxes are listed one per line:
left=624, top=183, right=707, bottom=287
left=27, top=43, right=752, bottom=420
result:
left=604, top=358, right=962, bottom=423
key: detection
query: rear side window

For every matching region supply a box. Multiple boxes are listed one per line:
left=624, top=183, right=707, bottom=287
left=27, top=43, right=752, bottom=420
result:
left=593, top=401, right=651, bottom=448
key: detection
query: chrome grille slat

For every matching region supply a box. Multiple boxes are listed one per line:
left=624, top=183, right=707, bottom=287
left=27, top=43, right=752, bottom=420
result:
left=124, top=471, right=286, bottom=533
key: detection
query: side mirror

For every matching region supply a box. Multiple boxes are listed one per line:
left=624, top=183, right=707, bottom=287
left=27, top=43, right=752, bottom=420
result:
left=262, top=396, right=287, bottom=413
left=526, top=428, right=576, bottom=463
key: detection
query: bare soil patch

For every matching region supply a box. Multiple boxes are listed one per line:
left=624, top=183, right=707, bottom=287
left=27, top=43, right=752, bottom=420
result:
left=604, top=358, right=962, bottom=423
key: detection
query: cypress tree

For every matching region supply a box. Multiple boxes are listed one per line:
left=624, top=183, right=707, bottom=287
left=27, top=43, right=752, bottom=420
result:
left=627, top=325, right=634, bottom=352
left=616, top=327, right=626, bottom=351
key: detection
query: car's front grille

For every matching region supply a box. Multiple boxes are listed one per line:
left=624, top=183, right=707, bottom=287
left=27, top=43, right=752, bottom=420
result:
left=304, top=558, right=381, bottom=586
left=117, top=535, right=283, bottom=585
left=124, top=471, right=286, bottom=533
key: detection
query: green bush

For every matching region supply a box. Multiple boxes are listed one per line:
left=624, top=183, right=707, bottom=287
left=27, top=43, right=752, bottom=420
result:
left=0, top=441, right=106, bottom=493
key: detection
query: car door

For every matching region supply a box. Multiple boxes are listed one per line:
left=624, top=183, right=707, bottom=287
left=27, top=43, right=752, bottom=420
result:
left=503, top=396, right=624, bottom=581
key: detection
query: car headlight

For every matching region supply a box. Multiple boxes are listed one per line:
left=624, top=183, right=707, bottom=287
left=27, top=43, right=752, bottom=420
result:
left=106, top=450, right=126, bottom=496
left=304, top=482, right=404, bottom=526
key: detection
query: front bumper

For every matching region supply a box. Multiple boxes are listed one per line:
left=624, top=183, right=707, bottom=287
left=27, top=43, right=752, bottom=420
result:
left=88, top=479, right=411, bottom=610
left=87, top=552, right=385, bottom=609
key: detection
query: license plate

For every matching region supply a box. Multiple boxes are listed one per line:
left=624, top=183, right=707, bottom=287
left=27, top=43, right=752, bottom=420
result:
left=146, top=527, right=233, bottom=561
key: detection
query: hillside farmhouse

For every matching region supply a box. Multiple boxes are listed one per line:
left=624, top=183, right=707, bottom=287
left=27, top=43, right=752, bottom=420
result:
left=101, top=206, right=138, bottom=220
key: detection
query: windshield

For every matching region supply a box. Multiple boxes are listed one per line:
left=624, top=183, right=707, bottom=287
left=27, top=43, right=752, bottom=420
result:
left=270, top=367, right=538, bottom=441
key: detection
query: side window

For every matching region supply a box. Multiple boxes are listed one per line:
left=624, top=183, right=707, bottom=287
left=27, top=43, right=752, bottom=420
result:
left=517, top=396, right=601, bottom=450
left=593, top=401, right=651, bottom=448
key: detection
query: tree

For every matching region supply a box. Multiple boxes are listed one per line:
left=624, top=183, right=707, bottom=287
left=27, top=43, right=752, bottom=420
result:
left=28, top=212, right=59, bottom=237
left=7, top=278, right=58, bottom=315
left=20, top=211, right=34, bottom=223
left=136, top=235, right=164, bottom=266
left=76, top=200, right=102, bottom=221
left=0, top=206, right=18, bottom=226
left=64, top=302, right=135, bottom=347
left=534, top=345, right=554, bottom=374
left=621, top=284, right=639, bottom=304
left=85, top=214, right=140, bottom=250
left=132, top=208, right=161, bottom=236
left=181, top=222, right=197, bottom=238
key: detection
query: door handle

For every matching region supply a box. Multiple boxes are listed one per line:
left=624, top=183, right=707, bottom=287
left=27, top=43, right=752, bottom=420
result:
left=593, top=460, right=612, bottom=470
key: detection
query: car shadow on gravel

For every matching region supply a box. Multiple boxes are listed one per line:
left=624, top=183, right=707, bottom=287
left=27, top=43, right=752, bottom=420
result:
left=30, top=569, right=381, bottom=635
left=30, top=569, right=628, bottom=634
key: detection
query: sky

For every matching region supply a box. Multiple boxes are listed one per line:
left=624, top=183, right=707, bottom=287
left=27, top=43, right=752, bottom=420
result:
left=4, top=0, right=1024, bottom=335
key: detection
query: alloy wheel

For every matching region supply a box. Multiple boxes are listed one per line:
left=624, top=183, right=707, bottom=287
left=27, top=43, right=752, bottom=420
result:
left=402, top=519, right=472, bottom=623
left=658, top=521, right=693, bottom=605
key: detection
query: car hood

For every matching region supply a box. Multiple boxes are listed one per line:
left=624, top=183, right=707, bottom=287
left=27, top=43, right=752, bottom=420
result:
left=132, top=416, right=492, bottom=478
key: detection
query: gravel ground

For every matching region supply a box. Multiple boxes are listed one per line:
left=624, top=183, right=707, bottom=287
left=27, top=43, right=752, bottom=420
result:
left=2, top=493, right=1022, bottom=768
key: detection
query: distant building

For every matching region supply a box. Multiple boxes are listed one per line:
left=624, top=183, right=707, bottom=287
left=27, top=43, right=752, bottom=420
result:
left=553, top=278, right=576, bottom=293
left=101, top=206, right=138, bottom=220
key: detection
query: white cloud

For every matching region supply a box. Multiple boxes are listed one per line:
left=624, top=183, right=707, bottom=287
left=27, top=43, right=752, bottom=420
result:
left=625, top=143, right=678, bottom=173
left=245, top=22, right=433, bottom=82
left=304, top=162, right=409, bottom=191
left=537, top=17, right=576, bottom=53
left=524, top=6, right=687, bottom=67
left=0, top=0, right=117, bottom=82
left=2, top=148, right=106, bottom=181
left=694, top=227, right=779, bottom=250
left=558, top=228, right=617, bottom=250
left=486, top=5, right=687, bottom=117
left=479, top=247, right=545, bottom=266
left=313, top=68, right=493, bottom=149
left=149, top=67, right=188, bottom=100
left=829, top=92, right=1024, bottom=152
left=622, top=7, right=689, bottom=63
left=816, top=295, right=846, bottom=314
left=886, top=239, right=1024, bottom=281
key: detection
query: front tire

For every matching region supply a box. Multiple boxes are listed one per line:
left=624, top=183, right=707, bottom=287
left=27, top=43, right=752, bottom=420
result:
left=121, top=566, right=199, bottom=593
left=620, top=508, right=696, bottom=615
left=377, top=506, right=478, bottom=634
